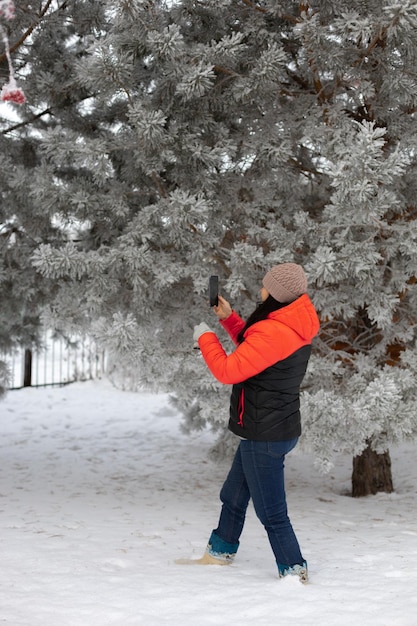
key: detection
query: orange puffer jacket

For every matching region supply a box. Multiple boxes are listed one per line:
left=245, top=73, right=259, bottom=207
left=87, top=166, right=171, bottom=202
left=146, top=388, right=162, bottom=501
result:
left=198, top=294, right=320, bottom=441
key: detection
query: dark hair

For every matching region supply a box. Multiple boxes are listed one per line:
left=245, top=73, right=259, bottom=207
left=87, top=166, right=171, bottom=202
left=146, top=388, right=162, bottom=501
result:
left=236, top=295, right=288, bottom=344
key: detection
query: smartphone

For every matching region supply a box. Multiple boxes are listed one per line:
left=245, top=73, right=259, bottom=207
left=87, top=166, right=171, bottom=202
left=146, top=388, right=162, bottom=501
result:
left=209, top=275, right=219, bottom=307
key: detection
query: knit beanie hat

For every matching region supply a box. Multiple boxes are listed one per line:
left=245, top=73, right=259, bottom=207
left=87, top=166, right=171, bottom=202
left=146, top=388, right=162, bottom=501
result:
left=262, top=263, right=307, bottom=303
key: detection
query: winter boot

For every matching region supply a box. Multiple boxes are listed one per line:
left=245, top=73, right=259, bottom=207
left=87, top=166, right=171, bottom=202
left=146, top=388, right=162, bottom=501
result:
left=175, top=531, right=238, bottom=566
left=278, top=561, right=309, bottom=584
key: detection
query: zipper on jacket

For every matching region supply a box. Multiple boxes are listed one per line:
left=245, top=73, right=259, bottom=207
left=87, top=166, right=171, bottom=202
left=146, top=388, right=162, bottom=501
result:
left=237, top=389, right=244, bottom=427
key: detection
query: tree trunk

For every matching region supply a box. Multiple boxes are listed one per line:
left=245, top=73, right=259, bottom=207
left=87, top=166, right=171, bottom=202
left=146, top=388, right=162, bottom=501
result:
left=23, top=349, right=32, bottom=387
left=352, top=444, right=394, bottom=497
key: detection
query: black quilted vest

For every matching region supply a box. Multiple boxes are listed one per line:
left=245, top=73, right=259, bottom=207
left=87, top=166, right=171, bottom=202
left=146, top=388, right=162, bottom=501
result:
left=228, top=344, right=311, bottom=441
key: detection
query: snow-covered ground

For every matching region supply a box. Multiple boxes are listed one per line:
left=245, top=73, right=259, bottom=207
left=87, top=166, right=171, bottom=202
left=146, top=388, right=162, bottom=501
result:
left=0, top=380, right=416, bottom=625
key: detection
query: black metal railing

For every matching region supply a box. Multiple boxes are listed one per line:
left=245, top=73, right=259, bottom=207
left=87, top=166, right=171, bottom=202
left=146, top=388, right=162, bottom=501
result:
left=1, top=332, right=106, bottom=390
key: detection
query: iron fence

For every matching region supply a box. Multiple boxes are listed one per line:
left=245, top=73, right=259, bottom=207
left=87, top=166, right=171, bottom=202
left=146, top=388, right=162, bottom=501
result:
left=1, top=331, right=107, bottom=390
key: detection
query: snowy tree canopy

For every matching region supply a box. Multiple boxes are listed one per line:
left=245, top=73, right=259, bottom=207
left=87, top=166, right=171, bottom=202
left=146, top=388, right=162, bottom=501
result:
left=1, top=0, right=417, bottom=466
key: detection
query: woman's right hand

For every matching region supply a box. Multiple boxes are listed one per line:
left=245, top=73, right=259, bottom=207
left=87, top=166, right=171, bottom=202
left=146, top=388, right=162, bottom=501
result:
left=213, top=294, right=232, bottom=320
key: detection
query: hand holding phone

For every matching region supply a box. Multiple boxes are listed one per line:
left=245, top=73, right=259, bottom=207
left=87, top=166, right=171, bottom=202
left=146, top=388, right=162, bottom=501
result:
left=213, top=294, right=232, bottom=320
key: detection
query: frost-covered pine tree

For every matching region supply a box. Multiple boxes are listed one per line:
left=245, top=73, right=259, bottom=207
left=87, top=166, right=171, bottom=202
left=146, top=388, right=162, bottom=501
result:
left=0, top=0, right=111, bottom=395
left=2, top=0, right=417, bottom=495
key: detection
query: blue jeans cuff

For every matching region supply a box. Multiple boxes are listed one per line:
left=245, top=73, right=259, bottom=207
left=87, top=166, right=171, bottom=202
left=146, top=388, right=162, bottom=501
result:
left=278, top=560, right=308, bottom=576
left=207, top=531, right=239, bottom=559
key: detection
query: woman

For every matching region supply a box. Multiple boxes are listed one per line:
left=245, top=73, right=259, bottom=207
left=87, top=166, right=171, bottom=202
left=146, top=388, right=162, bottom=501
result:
left=180, top=263, right=319, bottom=583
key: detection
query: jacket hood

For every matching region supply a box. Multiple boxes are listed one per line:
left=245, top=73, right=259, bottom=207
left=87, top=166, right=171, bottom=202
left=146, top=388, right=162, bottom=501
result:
left=267, top=294, right=320, bottom=343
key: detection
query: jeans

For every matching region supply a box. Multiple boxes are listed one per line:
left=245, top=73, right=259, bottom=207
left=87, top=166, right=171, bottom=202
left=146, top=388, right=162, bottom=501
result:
left=212, top=438, right=304, bottom=569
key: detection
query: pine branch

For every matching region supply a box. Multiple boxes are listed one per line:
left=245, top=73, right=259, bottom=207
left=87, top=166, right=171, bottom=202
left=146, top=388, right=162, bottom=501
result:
left=354, top=13, right=401, bottom=65
left=151, top=172, right=168, bottom=198
left=1, top=87, right=101, bottom=135
left=213, top=64, right=240, bottom=78
left=1, top=106, right=52, bottom=135
left=239, top=0, right=267, bottom=14
left=0, top=0, right=54, bottom=63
